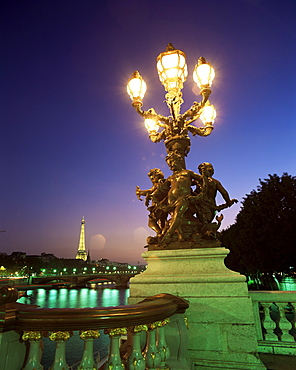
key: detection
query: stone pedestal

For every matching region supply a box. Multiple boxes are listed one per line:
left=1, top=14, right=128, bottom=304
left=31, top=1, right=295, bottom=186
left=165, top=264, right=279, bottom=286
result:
left=0, top=331, right=26, bottom=370
left=129, top=247, right=266, bottom=370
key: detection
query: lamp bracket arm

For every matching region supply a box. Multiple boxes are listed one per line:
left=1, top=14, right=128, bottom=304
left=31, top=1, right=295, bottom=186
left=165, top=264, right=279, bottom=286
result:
left=133, top=104, right=145, bottom=117
left=140, top=108, right=170, bottom=126
left=158, top=121, right=168, bottom=128
left=181, top=101, right=203, bottom=122
left=187, top=124, right=214, bottom=137
left=149, top=130, right=166, bottom=143
left=156, top=115, right=170, bottom=125
left=183, top=114, right=201, bottom=127
left=200, top=87, right=212, bottom=105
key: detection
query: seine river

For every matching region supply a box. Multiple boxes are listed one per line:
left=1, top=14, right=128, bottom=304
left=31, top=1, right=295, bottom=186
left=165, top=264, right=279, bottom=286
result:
left=17, top=285, right=129, bottom=369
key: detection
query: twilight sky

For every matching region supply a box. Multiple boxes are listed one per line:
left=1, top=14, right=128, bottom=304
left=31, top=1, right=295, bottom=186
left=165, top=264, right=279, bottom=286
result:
left=1, top=0, right=295, bottom=264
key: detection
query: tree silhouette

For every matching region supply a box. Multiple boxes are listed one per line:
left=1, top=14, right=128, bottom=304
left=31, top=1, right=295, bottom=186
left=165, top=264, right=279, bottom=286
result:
left=221, top=173, right=296, bottom=282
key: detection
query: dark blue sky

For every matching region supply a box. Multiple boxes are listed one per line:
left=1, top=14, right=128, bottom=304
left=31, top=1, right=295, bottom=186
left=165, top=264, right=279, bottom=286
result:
left=1, top=0, right=295, bottom=264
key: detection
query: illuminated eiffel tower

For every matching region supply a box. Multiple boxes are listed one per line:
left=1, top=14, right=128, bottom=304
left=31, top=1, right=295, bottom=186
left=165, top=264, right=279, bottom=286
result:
left=76, top=217, right=87, bottom=261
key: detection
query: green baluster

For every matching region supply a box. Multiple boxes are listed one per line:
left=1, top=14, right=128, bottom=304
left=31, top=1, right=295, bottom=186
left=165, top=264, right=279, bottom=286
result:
left=277, top=303, right=293, bottom=341
left=78, top=330, right=100, bottom=370
left=49, top=331, right=72, bottom=370
left=22, top=331, right=44, bottom=370
left=144, top=323, right=161, bottom=370
left=104, top=328, right=127, bottom=370
left=127, top=325, right=148, bottom=370
left=156, top=319, right=170, bottom=369
left=261, top=303, right=278, bottom=341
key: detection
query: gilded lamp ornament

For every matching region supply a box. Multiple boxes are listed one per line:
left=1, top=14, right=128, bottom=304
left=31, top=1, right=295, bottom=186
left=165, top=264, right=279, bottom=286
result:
left=128, top=44, right=237, bottom=249
left=127, top=43, right=217, bottom=164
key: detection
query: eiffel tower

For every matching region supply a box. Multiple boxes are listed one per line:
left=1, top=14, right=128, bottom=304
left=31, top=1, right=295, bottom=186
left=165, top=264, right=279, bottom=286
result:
left=76, top=217, right=87, bottom=261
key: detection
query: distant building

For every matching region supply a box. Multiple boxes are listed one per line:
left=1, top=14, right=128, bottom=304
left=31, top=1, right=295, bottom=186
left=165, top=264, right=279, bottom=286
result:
left=76, top=217, right=87, bottom=261
left=40, top=252, right=58, bottom=262
left=10, top=251, right=26, bottom=259
left=92, top=258, right=109, bottom=266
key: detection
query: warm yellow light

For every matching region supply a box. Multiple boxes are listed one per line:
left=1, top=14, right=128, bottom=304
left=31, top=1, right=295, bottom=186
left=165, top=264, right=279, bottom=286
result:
left=156, top=44, right=187, bottom=91
left=200, top=103, right=216, bottom=125
left=144, top=118, right=160, bottom=133
left=193, top=57, right=215, bottom=88
left=127, top=71, right=147, bottom=102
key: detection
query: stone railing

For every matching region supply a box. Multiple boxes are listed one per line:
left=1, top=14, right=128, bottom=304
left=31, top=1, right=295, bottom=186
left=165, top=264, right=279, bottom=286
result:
left=249, top=290, right=296, bottom=356
left=0, top=286, right=189, bottom=370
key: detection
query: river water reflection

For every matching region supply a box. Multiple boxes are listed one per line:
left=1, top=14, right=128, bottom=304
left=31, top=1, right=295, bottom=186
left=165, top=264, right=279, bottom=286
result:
left=18, top=285, right=129, bottom=369
left=18, top=285, right=129, bottom=308
left=278, top=276, right=296, bottom=291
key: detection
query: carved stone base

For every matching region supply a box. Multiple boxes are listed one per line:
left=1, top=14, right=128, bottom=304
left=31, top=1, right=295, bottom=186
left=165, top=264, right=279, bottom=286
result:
left=129, top=247, right=266, bottom=370
left=146, top=239, right=221, bottom=251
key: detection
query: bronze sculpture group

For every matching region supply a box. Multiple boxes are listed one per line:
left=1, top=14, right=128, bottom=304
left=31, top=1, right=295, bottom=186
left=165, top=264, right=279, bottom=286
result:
left=136, top=153, right=237, bottom=250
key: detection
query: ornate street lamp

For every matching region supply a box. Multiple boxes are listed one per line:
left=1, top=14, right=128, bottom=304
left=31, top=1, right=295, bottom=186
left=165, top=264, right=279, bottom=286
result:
left=127, top=71, right=147, bottom=106
left=127, top=43, right=216, bottom=168
left=127, top=44, right=237, bottom=249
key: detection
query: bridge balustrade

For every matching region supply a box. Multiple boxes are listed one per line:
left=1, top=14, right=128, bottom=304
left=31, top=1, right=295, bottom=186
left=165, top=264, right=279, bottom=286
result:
left=0, top=286, right=189, bottom=370
left=250, top=290, right=296, bottom=356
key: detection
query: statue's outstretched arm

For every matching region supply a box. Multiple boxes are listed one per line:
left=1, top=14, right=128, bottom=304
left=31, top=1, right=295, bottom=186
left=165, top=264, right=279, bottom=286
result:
left=136, top=185, right=155, bottom=201
left=216, top=180, right=238, bottom=207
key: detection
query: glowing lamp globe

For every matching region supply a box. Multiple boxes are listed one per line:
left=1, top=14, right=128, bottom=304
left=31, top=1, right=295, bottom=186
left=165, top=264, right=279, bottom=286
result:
left=156, top=43, right=188, bottom=91
left=144, top=118, right=160, bottom=133
left=193, top=57, right=215, bottom=88
left=127, top=71, right=147, bottom=104
left=200, top=103, right=216, bottom=125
